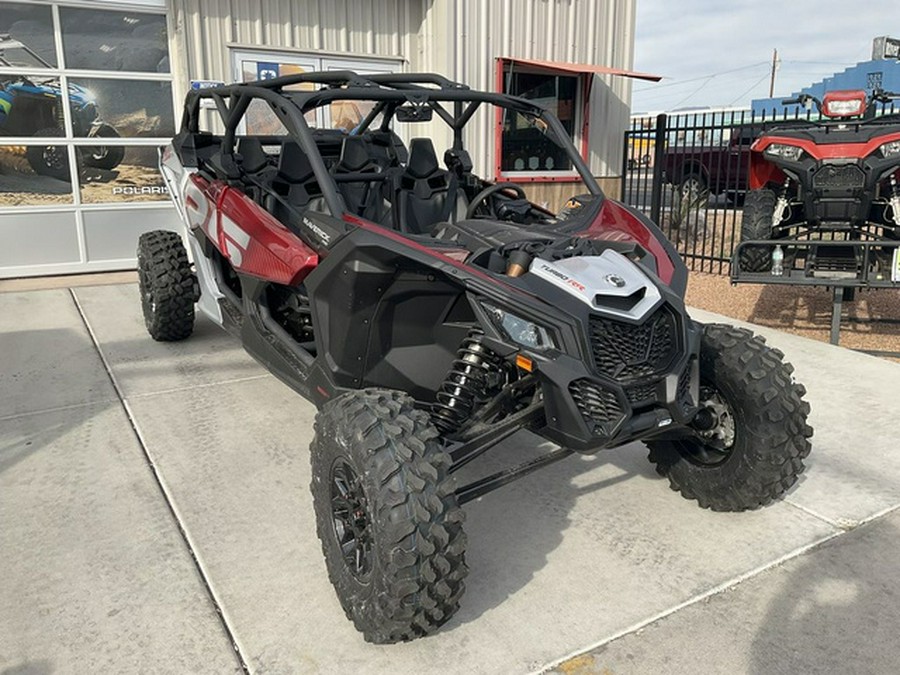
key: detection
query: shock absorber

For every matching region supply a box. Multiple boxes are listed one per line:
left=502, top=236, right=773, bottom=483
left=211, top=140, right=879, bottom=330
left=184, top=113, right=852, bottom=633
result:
left=772, top=177, right=791, bottom=228
left=432, top=328, right=503, bottom=434
left=888, top=173, right=900, bottom=226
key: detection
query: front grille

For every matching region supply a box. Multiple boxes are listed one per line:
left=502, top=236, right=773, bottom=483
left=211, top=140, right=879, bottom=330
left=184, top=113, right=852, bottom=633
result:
left=569, top=379, right=625, bottom=436
left=626, top=382, right=658, bottom=405
left=812, top=164, right=865, bottom=192
left=589, top=308, right=677, bottom=381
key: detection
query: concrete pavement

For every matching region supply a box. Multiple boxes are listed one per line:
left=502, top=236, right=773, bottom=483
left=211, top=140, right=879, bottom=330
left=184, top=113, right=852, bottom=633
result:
left=1, top=284, right=899, bottom=674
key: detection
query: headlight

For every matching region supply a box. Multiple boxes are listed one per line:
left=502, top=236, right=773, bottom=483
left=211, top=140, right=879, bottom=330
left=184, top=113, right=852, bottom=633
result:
left=482, top=303, right=556, bottom=351
left=879, top=140, right=900, bottom=158
left=765, top=143, right=805, bottom=162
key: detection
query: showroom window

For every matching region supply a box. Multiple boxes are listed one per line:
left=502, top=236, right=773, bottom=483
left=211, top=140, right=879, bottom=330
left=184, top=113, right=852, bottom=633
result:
left=231, top=51, right=400, bottom=135
left=497, top=63, right=585, bottom=181
left=0, top=0, right=175, bottom=276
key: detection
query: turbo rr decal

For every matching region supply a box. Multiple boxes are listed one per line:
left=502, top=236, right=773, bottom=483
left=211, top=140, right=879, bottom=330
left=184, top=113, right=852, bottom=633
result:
left=534, top=262, right=588, bottom=294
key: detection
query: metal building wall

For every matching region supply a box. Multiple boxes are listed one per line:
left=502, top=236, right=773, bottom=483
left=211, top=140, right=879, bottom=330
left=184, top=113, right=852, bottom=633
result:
left=420, top=0, right=637, bottom=178
left=167, top=0, right=635, bottom=178
left=167, top=0, right=418, bottom=103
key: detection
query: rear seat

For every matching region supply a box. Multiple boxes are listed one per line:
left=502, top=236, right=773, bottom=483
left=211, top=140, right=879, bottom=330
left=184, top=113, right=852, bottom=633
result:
left=332, top=135, right=395, bottom=224
left=265, top=142, right=325, bottom=215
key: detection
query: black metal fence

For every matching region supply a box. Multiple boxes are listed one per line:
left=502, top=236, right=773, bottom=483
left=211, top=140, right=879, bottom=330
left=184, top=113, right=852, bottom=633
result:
left=621, top=102, right=898, bottom=274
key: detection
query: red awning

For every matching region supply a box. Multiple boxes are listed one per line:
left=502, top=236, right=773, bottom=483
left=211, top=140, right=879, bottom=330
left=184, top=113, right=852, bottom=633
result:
left=501, top=57, right=661, bottom=82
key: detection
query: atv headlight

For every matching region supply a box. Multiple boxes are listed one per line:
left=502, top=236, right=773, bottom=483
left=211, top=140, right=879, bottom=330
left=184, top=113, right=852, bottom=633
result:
left=482, top=303, right=556, bottom=351
left=879, top=140, right=900, bottom=158
left=765, top=143, right=805, bottom=162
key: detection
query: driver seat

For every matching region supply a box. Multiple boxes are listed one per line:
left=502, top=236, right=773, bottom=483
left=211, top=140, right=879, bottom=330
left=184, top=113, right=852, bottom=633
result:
left=396, top=138, right=457, bottom=235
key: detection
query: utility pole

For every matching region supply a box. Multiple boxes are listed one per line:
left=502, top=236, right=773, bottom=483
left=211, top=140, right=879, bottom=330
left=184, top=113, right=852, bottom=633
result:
left=769, top=48, right=779, bottom=98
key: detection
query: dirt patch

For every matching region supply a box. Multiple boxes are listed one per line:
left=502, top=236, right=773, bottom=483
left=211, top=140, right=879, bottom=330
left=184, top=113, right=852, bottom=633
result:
left=687, top=271, right=900, bottom=361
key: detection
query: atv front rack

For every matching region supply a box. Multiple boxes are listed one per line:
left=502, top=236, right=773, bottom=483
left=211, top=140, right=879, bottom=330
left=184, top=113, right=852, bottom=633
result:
left=731, top=239, right=900, bottom=348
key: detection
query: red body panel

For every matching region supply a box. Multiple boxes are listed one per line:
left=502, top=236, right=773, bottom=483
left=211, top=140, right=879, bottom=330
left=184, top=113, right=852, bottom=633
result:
left=191, top=175, right=318, bottom=285
left=584, top=200, right=676, bottom=285
left=347, top=206, right=677, bottom=289
left=749, top=130, right=900, bottom=189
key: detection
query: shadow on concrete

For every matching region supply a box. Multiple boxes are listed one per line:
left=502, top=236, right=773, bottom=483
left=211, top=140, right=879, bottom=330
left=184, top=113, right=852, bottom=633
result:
left=0, top=659, right=55, bottom=675
left=449, top=434, right=658, bottom=627
left=749, top=515, right=900, bottom=675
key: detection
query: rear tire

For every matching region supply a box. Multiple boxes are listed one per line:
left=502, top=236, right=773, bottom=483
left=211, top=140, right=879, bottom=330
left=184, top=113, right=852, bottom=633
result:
left=310, top=389, right=467, bottom=643
left=26, top=127, right=71, bottom=180
left=137, top=230, right=198, bottom=341
left=679, top=172, right=708, bottom=200
left=647, top=323, right=813, bottom=511
left=739, top=189, right=777, bottom=272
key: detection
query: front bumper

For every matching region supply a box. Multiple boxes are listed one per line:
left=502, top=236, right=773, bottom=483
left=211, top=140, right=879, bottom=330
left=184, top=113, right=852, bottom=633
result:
left=528, top=308, right=702, bottom=453
left=769, top=154, right=900, bottom=227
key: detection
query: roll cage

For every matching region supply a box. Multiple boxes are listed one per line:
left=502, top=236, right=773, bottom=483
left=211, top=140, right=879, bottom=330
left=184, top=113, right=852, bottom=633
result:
left=179, top=70, right=603, bottom=218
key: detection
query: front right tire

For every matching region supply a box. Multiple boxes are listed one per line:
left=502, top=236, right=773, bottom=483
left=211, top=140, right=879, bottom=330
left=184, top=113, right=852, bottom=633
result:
left=310, top=389, right=467, bottom=643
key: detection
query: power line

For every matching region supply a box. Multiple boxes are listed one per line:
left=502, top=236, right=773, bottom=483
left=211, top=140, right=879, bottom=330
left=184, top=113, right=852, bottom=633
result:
left=727, top=72, right=772, bottom=106
left=632, top=61, right=769, bottom=92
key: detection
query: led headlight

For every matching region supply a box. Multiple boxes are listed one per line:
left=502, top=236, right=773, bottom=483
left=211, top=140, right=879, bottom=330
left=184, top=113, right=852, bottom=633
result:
left=879, top=140, right=900, bottom=158
left=765, top=143, right=804, bottom=162
left=482, top=303, right=556, bottom=351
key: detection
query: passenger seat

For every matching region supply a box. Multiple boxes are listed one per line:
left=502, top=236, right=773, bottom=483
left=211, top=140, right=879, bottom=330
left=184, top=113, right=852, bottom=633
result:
left=396, top=138, right=457, bottom=235
left=333, top=135, right=390, bottom=223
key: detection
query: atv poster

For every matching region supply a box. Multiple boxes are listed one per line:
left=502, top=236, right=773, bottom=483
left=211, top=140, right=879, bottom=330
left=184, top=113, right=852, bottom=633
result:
left=0, top=3, right=174, bottom=206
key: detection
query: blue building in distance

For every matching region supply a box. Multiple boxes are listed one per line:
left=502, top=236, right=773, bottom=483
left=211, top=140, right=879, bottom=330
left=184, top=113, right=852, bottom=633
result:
left=751, top=37, right=900, bottom=116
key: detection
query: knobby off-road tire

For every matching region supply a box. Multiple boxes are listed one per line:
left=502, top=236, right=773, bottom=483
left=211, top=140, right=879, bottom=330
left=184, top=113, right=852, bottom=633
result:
left=84, top=123, right=125, bottom=170
left=648, top=323, right=813, bottom=511
left=26, top=127, right=71, bottom=180
left=137, top=230, right=198, bottom=341
left=739, top=188, right=778, bottom=272
left=310, top=389, right=467, bottom=643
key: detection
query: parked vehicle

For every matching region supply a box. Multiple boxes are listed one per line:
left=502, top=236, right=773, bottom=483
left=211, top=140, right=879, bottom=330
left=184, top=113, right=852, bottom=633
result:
left=739, top=89, right=900, bottom=272
left=660, top=124, right=759, bottom=201
left=0, top=33, right=124, bottom=179
left=142, top=70, right=813, bottom=643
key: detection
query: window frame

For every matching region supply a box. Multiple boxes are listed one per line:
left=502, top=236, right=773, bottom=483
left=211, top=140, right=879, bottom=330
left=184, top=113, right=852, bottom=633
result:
left=494, top=58, right=590, bottom=183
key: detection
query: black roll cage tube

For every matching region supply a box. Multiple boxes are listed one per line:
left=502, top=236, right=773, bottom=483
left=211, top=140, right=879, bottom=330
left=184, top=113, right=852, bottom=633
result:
left=180, top=71, right=603, bottom=219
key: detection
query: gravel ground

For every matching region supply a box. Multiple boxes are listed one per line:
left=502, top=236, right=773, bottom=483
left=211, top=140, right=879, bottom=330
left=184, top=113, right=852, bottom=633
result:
left=686, top=271, right=900, bottom=360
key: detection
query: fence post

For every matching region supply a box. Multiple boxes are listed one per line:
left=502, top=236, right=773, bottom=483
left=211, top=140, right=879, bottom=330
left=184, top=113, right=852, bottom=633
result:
left=649, top=113, right=667, bottom=224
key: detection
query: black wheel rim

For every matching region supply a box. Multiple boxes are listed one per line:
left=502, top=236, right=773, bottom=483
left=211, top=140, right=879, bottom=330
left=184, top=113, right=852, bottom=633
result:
left=329, top=460, right=373, bottom=580
left=42, top=146, right=66, bottom=172
left=682, top=385, right=737, bottom=466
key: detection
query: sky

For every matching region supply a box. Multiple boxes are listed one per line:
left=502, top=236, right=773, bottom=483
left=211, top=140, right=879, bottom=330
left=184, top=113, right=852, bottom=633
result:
left=631, top=0, right=898, bottom=113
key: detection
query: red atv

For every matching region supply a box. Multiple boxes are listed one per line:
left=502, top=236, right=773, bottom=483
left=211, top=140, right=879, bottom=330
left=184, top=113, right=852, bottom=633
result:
left=739, top=89, right=900, bottom=273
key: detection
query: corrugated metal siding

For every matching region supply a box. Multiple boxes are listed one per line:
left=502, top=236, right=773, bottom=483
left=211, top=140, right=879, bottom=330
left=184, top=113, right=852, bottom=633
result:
left=169, top=0, right=411, bottom=100
left=421, top=0, right=636, bottom=178
left=167, top=0, right=634, bottom=177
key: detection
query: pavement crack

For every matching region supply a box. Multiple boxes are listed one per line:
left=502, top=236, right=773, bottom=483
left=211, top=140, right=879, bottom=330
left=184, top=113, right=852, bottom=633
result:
left=70, top=288, right=252, bottom=674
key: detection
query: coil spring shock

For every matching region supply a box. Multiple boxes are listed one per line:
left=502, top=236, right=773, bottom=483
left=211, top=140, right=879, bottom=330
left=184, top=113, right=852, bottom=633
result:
left=432, top=328, right=502, bottom=434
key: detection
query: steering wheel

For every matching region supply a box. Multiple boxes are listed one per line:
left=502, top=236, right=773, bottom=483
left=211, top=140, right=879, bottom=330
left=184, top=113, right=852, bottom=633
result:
left=466, top=182, right=527, bottom=219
